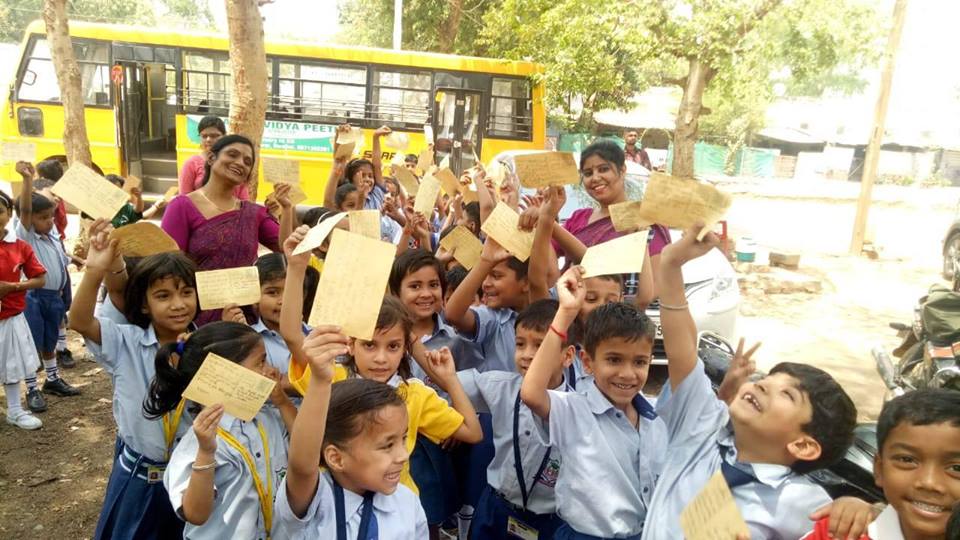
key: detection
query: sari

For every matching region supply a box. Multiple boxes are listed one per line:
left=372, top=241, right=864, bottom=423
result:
left=555, top=207, right=672, bottom=258
left=161, top=196, right=280, bottom=325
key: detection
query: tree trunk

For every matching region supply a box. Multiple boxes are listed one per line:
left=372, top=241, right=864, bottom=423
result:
left=42, top=0, right=92, bottom=167
left=225, top=0, right=268, bottom=199
left=671, top=58, right=715, bottom=179
left=438, top=0, right=464, bottom=53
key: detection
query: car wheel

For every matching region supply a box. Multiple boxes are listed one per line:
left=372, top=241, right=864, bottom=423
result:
left=944, top=234, right=960, bottom=280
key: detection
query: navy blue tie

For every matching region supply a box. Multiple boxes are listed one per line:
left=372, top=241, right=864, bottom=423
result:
left=720, top=460, right=756, bottom=489
left=357, top=491, right=378, bottom=540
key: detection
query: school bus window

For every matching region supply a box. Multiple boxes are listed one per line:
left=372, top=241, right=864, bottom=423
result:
left=274, top=61, right=366, bottom=121
left=488, top=77, right=532, bottom=140
left=17, top=38, right=110, bottom=106
left=182, top=50, right=231, bottom=112
left=372, top=69, right=431, bottom=127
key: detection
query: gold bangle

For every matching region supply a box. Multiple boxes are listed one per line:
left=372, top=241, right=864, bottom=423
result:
left=191, top=461, right=217, bottom=472
left=659, top=302, right=689, bottom=311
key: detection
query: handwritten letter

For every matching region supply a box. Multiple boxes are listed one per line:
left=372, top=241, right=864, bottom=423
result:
left=480, top=203, right=534, bottom=262
left=513, top=152, right=579, bottom=188
left=261, top=157, right=300, bottom=184
left=195, top=266, right=262, bottom=311
left=638, top=173, right=732, bottom=239
left=349, top=209, right=381, bottom=239
left=1, top=142, right=36, bottom=163
left=439, top=226, right=483, bottom=270
left=435, top=167, right=460, bottom=196
left=109, top=222, right=179, bottom=257
left=308, top=229, right=395, bottom=340
left=679, top=471, right=750, bottom=540
left=580, top=231, right=649, bottom=278
left=392, top=164, right=420, bottom=195
left=609, top=200, right=650, bottom=232
left=182, top=353, right=276, bottom=422
left=414, top=174, right=442, bottom=216
left=292, top=212, right=347, bottom=256
left=51, top=163, right=130, bottom=220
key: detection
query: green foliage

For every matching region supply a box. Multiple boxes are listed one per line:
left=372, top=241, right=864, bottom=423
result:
left=337, top=0, right=488, bottom=54
left=0, top=0, right=213, bottom=44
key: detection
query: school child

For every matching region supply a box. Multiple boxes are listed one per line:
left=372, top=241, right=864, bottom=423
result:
left=0, top=189, right=46, bottom=430
left=444, top=265, right=481, bottom=307
left=804, top=389, right=960, bottom=540
left=34, top=158, right=66, bottom=240
left=278, top=225, right=484, bottom=496
left=641, top=223, right=858, bottom=539
left=299, top=206, right=348, bottom=276
left=444, top=236, right=531, bottom=373
left=66, top=219, right=196, bottom=539
left=103, top=174, right=144, bottom=228
left=457, top=299, right=581, bottom=539
left=13, top=161, right=79, bottom=412
left=334, top=183, right=363, bottom=212
left=154, top=321, right=296, bottom=540
left=273, top=343, right=428, bottom=538
left=521, top=266, right=666, bottom=540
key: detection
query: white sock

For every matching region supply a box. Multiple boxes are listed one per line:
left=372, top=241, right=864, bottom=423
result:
left=5, top=383, right=23, bottom=417
left=457, top=505, right=474, bottom=540
left=43, top=358, right=60, bottom=381
left=56, top=325, right=68, bottom=352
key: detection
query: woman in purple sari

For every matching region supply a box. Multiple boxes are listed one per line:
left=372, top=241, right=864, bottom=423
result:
left=161, top=134, right=291, bottom=325
left=551, top=140, right=670, bottom=307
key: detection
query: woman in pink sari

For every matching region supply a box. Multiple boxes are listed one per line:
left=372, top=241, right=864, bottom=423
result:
left=162, top=134, right=291, bottom=325
left=177, top=116, right=250, bottom=200
left=552, top=140, right=670, bottom=307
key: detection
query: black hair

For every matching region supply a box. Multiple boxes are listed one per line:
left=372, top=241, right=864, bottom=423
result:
left=197, top=115, right=226, bottom=135
left=463, top=201, right=480, bottom=231
left=404, top=153, right=418, bottom=163
left=504, top=256, right=529, bottom=281
left=580, top=139, right=626, bottom=172
left=104, top=174, right=125, bottom=189
left=255, top=253, right=286, bottom=286
left=769, top=362, right=857, bottom=474
left=445, top=265, right=477, bottom=297
left=345, top=158, right=374, bottom=185
left=201, top=134, right=256, bottom=187
left=516, top=299, right=581, bottom=347
left=582, top=302, right=656, bottom=357
left=14, top=192, right=56, bottom=216
left=321, top=378, right=406, bottom=466
left=36, top=159, right=63, bottom=182
left=301, top=206, right=332, bottom=228
left=948, top=504, right=960, bottom=540
left=389, top=249, right=446, bottom=296
left=383, top=176, right=400, bottom=193
left=302, top=265, right=320, bottom=322
left=877, top=388, right=960, bottom=454
left=335, top=182, right=359, bottom=209
left=143, top=321, right=263, bottom=418
left=123, top=252, right=198, bottom=329
left=342, top=296, right=413, bottom=380
left=33, top=178, right=56, bottom=190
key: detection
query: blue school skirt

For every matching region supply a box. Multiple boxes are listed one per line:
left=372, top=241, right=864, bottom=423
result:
left=554, top=524, right=642, bottom=540
left=24, top=289, right=66, bottom=353
left=469, top=484, right=564, bottom=539
left=453, top=412, right=496, bottom=508
left=409, top=435, right=460, bottom=525
left=94, top=438, right=184, bottom=540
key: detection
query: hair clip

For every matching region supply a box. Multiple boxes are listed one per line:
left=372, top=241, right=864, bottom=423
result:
left=175, top=341, right=186, bottom=355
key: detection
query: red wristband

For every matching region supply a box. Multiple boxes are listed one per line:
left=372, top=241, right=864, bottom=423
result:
left=549, top=325, right=567, bottom=342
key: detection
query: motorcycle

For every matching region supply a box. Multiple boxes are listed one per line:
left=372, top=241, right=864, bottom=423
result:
left=696, top=332, right=885, bottom=503
left=887, top=284, right=960, bottom=393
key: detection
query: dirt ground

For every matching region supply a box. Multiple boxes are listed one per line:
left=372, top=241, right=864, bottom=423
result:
left=0, top=178, right=956, bottom=537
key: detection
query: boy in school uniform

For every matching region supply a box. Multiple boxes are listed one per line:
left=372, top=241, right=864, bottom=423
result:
left=642, top=224, right=858, bottom=540
left=13, top=161, right=80, bottom=412
left=521, top=268, right=667, bottom=540
left=804, top=389, right=960, bottom=540
left=455, top=299, right=582, bottom=539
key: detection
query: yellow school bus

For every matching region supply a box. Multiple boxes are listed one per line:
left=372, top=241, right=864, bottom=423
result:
left=0, top=20, right=545, bottom=203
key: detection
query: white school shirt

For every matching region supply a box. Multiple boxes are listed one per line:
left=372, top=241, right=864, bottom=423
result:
left=536, top=380, right=667, bottom=537
left=251, top=318, right=310, bottom=374
left=84, top=318, right=192, bottom=461
left=464, top=305, right=517, bottom=372
left=641, top=361, right=832, bottom=540
left=165, top=409, right=289, bottom=540
left=272, top=469, right=429, bottom=539
left=411, top=313, right=486, bottom=394
left=458, top=369, right=571, bottom=515
left=13, top=217, right=68, bottom=291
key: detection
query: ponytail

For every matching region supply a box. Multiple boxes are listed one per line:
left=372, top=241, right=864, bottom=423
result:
left=143, top=321, right=263, bottom=419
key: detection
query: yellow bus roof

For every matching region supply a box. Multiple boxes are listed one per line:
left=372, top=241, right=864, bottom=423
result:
left=24, top=20, right=542, bottom=77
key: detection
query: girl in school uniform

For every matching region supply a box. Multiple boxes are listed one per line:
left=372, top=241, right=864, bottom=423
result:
left=274, top=332, right=428, bottom=539
left=0, top=189, right=46, bottom=430
left=68, top=219, right=201, bottom=540
left=278, top=225, right=485, bottom=496
left=148, top=321, right=297, bottom=540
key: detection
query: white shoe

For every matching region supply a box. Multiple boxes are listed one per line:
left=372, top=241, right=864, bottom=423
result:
left=6, top=410, right=42, bottom=430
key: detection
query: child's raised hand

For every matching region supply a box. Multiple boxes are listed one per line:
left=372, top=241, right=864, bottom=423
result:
left=541, top=186, right=566, bottom=220
left=480, top=237, right=511, bottom=265
left=301, top=325, right=349, bottom=383
left=273, top=182, right=293, bottom=209
left=717, top=338, right=760, bottom=404
left=221, top=303, right=246, bottom=325
left=86, top=219, right=119, bottom=272
left=518, top=205, right=539, bottom=232
left=15, top=161, right=35, bottom=179
left=425, top=347, right=456, bottom=387
left=283, top=224, right=312, bottom=266
left=374, top=125, right=392, bottom=138
left=660, top=222, right=720, bottom=268
left=809, top=497, right=879, bottom=540
left=193, top=403, right=224, bottom=454
left=556, top=265, right=586, bottom=314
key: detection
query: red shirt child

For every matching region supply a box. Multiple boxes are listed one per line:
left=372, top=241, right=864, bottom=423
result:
left=0, top=228, right=47, bottom=320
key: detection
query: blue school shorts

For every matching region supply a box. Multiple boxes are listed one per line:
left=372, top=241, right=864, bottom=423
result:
left=469, top=484, right=564, bottom=539
left=24, top=289, right=66, bottom=353
left=409, top=435, right=460, bottom=525
left=554, top=524, right=641, bottom=540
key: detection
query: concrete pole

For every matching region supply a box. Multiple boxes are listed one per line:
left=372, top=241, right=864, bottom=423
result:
left=393, top=0, right=402, bottom=50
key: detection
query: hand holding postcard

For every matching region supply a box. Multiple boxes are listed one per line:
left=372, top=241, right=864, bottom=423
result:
left=292, top=212, right=348, bottom=256
left=638, top=173, right=732, bottom=240
left=195, top=266, right=262, bottom=311
left=513, top=152, right=579, bottom=188
left=109, top=222, right=179, bottom=257
left=680, top=471, right=750, bottom=540
left=182, top=353, right=276, bottom=422
left=51, top=163, right=130, bottom=220
left=480, top=203, right=535, bottom=262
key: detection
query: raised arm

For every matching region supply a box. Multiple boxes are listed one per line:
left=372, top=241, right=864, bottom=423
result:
left=551, top=225, right=588, bottom=263
left=279, top=226, right=312, bottom=370
left=521, top=265, right=584, bottom=419
left=423, top=347, right=483, bottom=443
left=285, top=327, right=348, bottom=517
left=15, top=161, right=35, bottom=225
left=324, top=124, right=352, bottom=208
left=659, top=223, right=719, bottom=391
left=371, top=126, right=391, bottom=189
left=273, top=182, right=295, bottom=247
left=442, top=237, right=509, bottom=335
left=529, top=187, right=564, bottom=302
left=69, top=219, right=120, bottom=345
left=634, top=245, right=655, bottom=311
